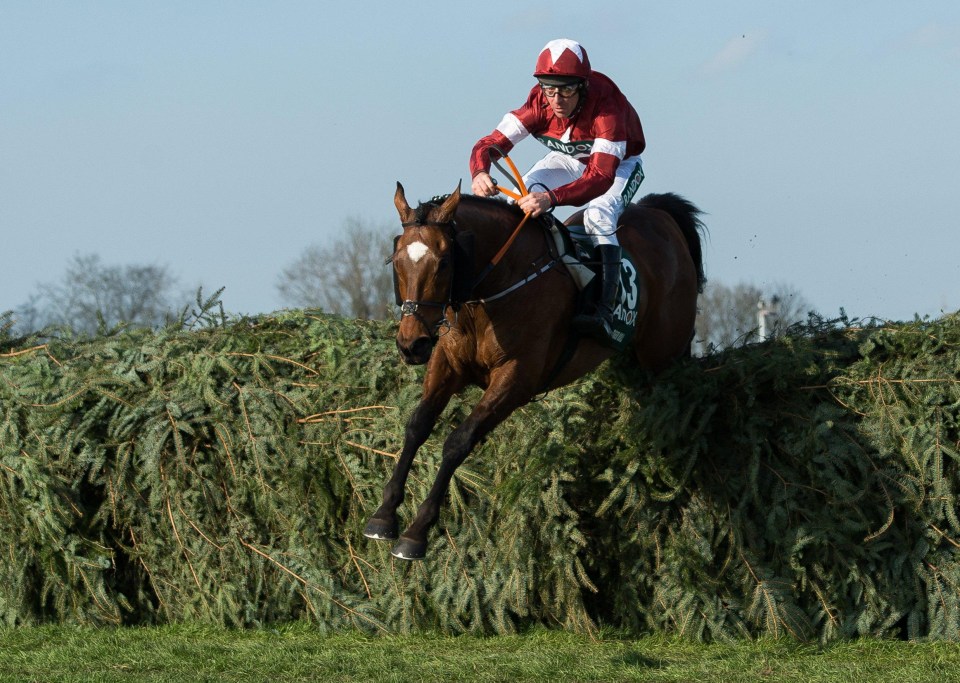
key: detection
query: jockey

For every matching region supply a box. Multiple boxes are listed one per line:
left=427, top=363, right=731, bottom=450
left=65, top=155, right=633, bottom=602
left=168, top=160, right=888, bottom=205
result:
left=469, top=38, right=646, bottom=340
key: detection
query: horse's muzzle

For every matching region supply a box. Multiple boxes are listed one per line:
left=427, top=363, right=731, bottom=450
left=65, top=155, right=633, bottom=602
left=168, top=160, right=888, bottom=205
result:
left=396, top=335, right=435, bottom=365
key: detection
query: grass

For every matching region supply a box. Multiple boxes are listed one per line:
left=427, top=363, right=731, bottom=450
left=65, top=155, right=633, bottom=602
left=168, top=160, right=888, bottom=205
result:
left=1, top=626, right=958, bottom=682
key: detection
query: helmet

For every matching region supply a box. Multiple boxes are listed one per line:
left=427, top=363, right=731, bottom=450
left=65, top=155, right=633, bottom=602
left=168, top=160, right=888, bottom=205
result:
left=533, top=39, right=591, bottom=83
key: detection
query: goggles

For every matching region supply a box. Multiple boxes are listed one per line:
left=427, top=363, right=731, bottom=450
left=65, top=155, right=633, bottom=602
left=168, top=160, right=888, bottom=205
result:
left=539, top=81, right=581, bottom=98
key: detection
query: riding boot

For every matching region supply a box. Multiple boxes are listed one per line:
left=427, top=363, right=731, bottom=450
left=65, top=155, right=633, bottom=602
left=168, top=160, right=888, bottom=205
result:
left=572, top=244, right=622, bottom=339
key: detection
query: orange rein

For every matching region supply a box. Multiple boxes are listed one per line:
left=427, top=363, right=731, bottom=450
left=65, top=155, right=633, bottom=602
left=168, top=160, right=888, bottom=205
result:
left=489, top=153, right=531, bottom=268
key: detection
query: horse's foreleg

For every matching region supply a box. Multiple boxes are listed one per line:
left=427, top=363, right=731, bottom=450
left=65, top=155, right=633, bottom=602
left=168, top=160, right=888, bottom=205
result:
left=363, top=398, right=445, bottom=540
left=363, top=361, right=459, bottom=542
left=391, top=374, right=529, bottom=560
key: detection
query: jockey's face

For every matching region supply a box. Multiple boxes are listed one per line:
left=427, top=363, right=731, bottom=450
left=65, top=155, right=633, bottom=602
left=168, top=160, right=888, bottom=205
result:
left=542, top=87, right=581, bottom=119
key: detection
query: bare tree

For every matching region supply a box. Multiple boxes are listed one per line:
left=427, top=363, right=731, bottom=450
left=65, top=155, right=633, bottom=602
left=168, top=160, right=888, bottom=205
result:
left=15, top=253, right=182, bottom=335
left=695, top=281, right=813, bottom=353
left=277, top=217, right=395, bottom=320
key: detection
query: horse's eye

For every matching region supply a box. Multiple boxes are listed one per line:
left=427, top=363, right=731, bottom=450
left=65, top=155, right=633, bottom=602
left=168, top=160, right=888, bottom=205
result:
left=437, top=257, right=450, bottom=271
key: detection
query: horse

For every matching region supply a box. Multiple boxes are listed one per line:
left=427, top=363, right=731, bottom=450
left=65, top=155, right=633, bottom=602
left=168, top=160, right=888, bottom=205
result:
left=363, top=182, right=706, bottom=560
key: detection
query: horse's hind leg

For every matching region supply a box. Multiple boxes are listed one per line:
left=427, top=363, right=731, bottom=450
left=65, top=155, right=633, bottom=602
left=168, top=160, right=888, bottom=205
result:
left=391, top=370, right=530, bottom=560
left=363, top=364, right=460, bottom=542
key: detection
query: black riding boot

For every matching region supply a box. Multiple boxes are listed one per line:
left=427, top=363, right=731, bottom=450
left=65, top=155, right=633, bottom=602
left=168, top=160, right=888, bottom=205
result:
left=572, top=244, right=622, bottom=339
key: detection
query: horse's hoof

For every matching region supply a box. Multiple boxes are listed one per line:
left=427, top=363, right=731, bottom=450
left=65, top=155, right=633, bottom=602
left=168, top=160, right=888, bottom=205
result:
left=363, top=517, right=398, bottom=541
left=391, top=536, right=427, bottom=561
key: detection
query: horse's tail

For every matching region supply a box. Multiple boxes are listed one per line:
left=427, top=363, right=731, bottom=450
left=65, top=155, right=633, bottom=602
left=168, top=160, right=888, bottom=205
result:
left=638, top=193, right=708, bottom=293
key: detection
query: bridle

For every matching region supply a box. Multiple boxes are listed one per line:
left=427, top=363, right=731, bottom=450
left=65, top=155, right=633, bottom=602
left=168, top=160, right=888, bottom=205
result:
left=393, top=217, right=457, bottom=341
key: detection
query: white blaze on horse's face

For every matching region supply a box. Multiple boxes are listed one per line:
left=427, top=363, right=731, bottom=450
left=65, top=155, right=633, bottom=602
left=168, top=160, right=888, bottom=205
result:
left=406, top=241, right=430, bottom=263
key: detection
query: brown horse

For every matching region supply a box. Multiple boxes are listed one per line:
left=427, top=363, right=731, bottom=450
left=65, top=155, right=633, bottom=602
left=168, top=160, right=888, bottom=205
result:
left=363, top=183, right=706, bottom=559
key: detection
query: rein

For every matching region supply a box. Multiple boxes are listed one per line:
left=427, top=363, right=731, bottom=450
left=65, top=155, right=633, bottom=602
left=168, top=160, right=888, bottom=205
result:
left=472, top=150, right=533, bottom=288
left=489, top=150, right=527, bottom=200
left=480, top=150, right=583, bottom=390
left=466, top=258, right=559, bottom=305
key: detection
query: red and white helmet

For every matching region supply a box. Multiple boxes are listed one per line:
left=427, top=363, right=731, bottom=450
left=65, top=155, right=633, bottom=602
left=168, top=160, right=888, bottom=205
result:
left=533, top=39, right=591, bottom=83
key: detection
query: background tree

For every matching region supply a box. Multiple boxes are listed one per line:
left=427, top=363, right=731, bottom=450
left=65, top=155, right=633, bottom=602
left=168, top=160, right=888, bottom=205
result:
left=694, top=280, right=814, bottom=353
left=276, top=217, right=395, bottom=320
left=14, top=253, right=184, bottom=335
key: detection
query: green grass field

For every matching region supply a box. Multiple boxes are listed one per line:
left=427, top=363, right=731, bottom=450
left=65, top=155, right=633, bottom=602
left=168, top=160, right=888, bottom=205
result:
left=1, top=627, right=958, bottom=682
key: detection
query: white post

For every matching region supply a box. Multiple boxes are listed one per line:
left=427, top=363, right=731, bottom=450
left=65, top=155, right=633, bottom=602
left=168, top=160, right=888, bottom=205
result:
left=758, top=296, right=780, bottom=341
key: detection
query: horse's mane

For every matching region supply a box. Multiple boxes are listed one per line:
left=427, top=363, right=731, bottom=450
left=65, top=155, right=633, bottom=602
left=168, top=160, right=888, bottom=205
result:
left=416, top=193, right=524, bottom=227
left=410, top=196, right=445, bottom=225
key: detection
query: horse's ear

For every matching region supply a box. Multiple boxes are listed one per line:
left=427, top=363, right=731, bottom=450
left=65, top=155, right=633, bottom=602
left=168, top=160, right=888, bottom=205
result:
left=394, top=182, right=416, bottom=225
left=433, top=181, right=462, bottom=225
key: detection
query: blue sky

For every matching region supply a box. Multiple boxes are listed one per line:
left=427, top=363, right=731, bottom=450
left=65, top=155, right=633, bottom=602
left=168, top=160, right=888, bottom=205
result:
left=2, top=1, right=958, bottom=322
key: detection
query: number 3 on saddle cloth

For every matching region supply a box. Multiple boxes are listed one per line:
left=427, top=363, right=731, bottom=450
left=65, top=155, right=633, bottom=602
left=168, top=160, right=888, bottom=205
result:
left=545, top=220, right=640, bottom=352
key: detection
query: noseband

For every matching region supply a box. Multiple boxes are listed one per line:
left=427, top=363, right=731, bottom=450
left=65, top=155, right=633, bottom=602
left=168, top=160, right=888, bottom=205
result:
left=399, top=299, right=452, bottom=340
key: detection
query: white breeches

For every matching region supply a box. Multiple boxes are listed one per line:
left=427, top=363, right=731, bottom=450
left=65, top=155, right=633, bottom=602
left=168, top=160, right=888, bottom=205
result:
left=522, top=152, right=644, bottom=247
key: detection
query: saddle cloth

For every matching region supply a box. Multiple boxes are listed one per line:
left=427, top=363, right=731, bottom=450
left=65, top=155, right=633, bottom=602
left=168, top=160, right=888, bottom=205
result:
left=545, top=220, right=640, bottom=351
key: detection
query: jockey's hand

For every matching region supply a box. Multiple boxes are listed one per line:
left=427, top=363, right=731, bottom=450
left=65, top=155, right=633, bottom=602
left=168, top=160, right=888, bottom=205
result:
left=517, top=191, right=552, bottom=218
left=471, top=172, right=498, bottom=197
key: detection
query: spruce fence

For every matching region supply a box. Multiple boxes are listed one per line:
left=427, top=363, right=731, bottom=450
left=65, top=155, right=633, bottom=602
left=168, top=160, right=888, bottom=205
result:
left=1, top=308, right=958, bottom=640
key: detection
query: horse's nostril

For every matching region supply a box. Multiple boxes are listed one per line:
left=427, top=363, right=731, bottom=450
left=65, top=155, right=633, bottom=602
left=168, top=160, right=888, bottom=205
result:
left=410, top=337, right=433, bottom=357
left=397, top=336, right=434, bottom=365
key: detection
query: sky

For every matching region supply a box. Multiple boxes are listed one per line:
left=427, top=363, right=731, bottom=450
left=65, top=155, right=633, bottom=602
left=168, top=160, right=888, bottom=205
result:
left=2, top=1, right=958, bottom=324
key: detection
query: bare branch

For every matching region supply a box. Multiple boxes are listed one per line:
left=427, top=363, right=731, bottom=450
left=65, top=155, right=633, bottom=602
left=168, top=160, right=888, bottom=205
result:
left=276, top=218, right=395, bottom=320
